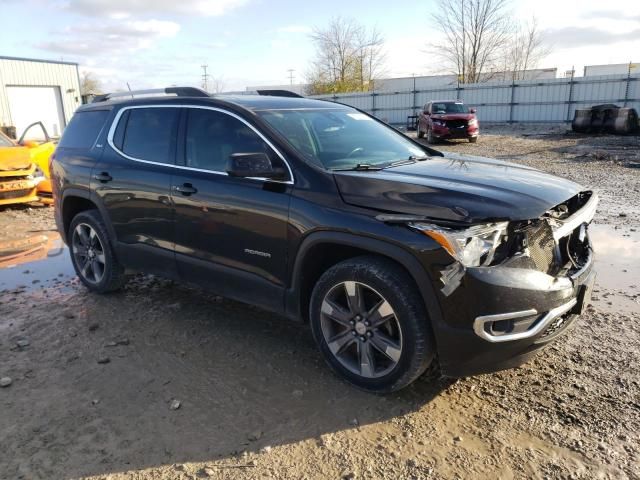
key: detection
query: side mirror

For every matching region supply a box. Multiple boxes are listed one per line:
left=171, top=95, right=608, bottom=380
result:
left=226, top=152, right=286, bottom=180
left=469, top=108, right=477, bottom=114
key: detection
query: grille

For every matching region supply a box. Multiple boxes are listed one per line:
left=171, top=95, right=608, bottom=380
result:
left=446, top=119, right=467, bottom=129
left=537, top=312, right=577, bottom=341
left=0, top=188, right=34, bottom=200
left=525, top=221, right=555, bottom=273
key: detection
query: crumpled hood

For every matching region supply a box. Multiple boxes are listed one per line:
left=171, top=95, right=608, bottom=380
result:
left=0, top=146, right=32, bottom=171
left=334, top=152, right=584, bottom=223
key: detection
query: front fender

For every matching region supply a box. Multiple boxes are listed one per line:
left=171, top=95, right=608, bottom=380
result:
left=285, top=230, right=444, bottom=334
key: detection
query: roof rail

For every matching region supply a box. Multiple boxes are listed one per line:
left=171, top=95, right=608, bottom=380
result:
left=91, top=87, right=210, bottom=103
left=256, top=89, right=304, bottom=98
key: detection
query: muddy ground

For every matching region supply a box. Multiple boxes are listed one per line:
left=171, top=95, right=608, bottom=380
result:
left=0, top=126, right=638, bottom=480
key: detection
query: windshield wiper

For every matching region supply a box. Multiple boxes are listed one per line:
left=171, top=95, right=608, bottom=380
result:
left=383, top=155, right=430, bottom=169
left=332, top=163, right=383, bottom=171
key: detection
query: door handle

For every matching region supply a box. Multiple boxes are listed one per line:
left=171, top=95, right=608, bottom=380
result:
left=93, top=172, right=112, bottom=183
left=172, top=183, right=198, bottom=196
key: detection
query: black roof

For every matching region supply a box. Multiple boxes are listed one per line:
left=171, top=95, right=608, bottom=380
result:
left=218, top=95, right=346, bottom=110
left=78, top=94, right=347, bottom=113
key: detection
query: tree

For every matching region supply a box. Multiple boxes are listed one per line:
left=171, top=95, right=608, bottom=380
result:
left=306, top=17, right=386, bottom=95
left=505, top=18, right=551, bottom=80
left=80, top=71, right=103, bottom=96
left=209, top=76, right=226, bottom=94
left=430, top=0, right=512, bottom=84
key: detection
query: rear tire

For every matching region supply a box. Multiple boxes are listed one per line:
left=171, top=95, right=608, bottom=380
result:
left=309, top=256, right=436, bottom=393
left=69, top=210, right=127, bottom=293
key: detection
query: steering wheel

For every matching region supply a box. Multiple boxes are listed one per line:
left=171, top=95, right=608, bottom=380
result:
left=347, top=147, right=365, bottom=158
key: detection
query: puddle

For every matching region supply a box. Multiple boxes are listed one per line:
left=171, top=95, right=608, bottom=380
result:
left=0, top=231, right=75, bottom=292
left=590, top=224, right=640, bottom=291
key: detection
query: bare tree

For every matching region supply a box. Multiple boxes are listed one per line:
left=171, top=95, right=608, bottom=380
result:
left=80, top=71, right=103, bottom=96
left=430, top=0, right=512, bottom=84
left=506, top=18, right=551, bottom=80
left=354, top=26, right=386, bottom=90
left=306, top=17, right=386, bottom=95
left=209, top=76, right=226, bottom=94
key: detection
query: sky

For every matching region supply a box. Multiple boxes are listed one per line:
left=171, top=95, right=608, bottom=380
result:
left=1, top=0, right=639, bottom=92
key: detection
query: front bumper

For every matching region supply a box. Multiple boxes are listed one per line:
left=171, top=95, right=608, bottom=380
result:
left=432, top=124, right=479, bottom=139
left=435, top=251, right=595, bottom=377
left=0, top=178, right=39, bottom=206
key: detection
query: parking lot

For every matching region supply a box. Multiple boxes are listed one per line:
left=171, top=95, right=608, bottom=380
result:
left=1, top=126, right=639, bottom=480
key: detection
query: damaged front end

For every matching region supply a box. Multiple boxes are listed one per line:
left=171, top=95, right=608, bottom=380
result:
left=406, top=191, right=598, bottom=343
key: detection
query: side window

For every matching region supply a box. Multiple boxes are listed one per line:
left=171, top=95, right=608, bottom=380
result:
left=185, top=108, right=281, bottom=174
left=58, top=110, right=109, bottom=149
left=120, top=108, right=179, bottom=164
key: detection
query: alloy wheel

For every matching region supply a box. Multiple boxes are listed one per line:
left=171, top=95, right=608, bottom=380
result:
left=320, top=281, right=403, bottom=378
left=71, top=223, right=106, bottom=284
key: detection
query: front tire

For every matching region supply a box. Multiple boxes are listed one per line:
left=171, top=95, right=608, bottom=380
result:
left=309, top=256, right=436, bottom=393
left=427, top=127, right=436, bottom=144
left=417, top=122, right=425, bottom=138
left=69, top=210, right=127, bottom=293
left=469, top=136, right=478, bottom=143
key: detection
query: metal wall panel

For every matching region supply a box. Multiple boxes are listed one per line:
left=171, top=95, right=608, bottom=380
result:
left=311, top=73, right=640, bottom=125
left=0, top=57, right=81, bottom=135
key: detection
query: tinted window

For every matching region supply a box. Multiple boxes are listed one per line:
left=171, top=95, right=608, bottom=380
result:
left=58, top=110, right=109, bottom=149
left=185, top=109, right=276, bottom=173
left=121, top=108, right=179, bottom=164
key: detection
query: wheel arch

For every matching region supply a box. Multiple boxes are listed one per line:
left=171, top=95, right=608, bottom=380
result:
left=60, top=189, right=115, bottom=243
left=285, top=231, right=444, bottom=330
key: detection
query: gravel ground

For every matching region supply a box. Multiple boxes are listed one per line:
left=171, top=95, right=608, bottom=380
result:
left=0, top=126, right=638, bottom=480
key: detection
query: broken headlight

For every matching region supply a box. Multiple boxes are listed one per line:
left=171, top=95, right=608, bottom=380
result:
left=409, top=222, right=509, bottom=267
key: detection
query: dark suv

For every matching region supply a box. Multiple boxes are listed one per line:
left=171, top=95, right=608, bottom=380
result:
left=51, top=87, right=597, bottom=393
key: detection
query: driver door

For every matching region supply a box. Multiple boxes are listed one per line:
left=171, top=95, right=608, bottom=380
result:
left=171, top=107, right=293, bottom=312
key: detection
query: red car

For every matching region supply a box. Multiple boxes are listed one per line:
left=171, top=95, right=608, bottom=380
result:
left=417, top=100, right=479, bottom=143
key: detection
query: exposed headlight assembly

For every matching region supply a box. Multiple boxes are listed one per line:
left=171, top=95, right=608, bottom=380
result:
left=468, top=118, right=478, bottom=127
left=409, top=221, right=509, bottom=267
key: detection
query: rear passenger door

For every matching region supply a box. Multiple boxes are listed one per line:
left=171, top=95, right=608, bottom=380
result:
left=171, top=107, right=293, bottom=312
left=93, top=105, right=179, bottom=277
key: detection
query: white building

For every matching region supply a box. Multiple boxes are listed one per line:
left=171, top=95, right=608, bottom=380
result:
left=584, top=63, right=638, bottom=77
left=0, top=56, right=81, bottom=139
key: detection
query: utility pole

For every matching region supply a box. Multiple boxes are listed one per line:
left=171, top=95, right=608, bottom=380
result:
left=287, top=69, right=295, bottom=85
left=201, top=64, right=210, bottom=92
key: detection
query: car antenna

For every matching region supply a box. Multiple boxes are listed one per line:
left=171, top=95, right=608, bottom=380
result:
left=126, top=82, right=133, bottom=99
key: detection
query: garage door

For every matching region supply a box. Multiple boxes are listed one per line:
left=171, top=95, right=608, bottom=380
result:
left=6, top=86, right=66, bottom=140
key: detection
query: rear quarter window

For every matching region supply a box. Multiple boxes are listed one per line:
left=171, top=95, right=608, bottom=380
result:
left=58, top=110, right=110, bottom=149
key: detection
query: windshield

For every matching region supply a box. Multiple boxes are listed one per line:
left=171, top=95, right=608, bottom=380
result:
left=0, top=132, right=13, bottom=147
left=432, top=102, right=467, bottom=114
left=258, top=108, right=427, bottom=170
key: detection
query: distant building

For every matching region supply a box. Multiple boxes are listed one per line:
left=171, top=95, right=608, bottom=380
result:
left=584, top=63, right=638, bottom=77
left=0, top=56, right=81, bottom=139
